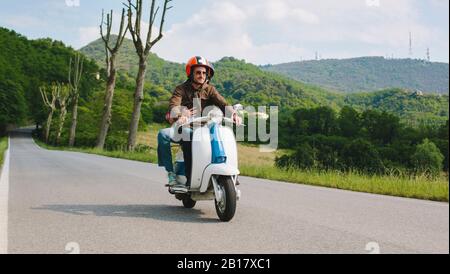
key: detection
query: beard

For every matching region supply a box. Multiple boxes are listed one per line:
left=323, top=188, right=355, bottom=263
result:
left=193, top=78, right=206, bottom=85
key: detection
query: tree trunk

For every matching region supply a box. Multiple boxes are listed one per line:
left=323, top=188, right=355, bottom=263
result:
left=68, top=94, right=79, bottom=147
left=127, top=59, right=147, bottom=151
left=56, top=107, right=68, bottom=146
left=96, top=56, right=117, bottom=149
left=45, top=110, right=54, bottom=143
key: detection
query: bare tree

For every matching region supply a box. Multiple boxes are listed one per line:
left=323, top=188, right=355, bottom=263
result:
left=124, top=0, right=172, bottom=151
left=39, top=83, right=58, bottom=143
left=96, top=8, right=129, bottom=150
left=55, top=83, right=71, bottom=146
left=68, top=53, right=84, bottom=147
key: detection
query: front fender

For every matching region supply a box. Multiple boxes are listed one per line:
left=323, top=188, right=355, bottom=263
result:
left=199, top=163, right=240, bottom=193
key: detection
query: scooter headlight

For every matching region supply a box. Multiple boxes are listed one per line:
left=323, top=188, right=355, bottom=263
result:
left=208, top=107, right=224, bottom=124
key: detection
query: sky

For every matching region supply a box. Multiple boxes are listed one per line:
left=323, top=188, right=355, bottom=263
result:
left=0, top=0, right=448, bottom=65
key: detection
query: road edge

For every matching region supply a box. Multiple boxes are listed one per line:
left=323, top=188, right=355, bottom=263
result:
left=0, top=135, right=10, bottom=254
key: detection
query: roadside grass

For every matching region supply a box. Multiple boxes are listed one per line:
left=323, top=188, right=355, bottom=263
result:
left=0, top=137, right=7, bottom=167
left=34, top=138, right=158, bottom=163
left=34, top=124, right=449, bottom=202
left=240, top=164, right=449, bottom=202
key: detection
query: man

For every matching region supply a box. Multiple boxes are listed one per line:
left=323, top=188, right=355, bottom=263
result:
left=157, top=56, right=241, bottom=191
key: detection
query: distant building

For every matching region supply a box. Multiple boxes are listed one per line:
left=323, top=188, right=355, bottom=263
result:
left=412, top=90, right=424, bottom=96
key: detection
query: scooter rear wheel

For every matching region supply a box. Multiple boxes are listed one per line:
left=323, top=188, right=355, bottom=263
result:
left=182, top=197, right=196, bottom=208
left=215, top=176, right=237, bottom=222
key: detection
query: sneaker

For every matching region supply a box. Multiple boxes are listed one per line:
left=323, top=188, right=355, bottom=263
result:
left=165, top=172, right=178, bottom=187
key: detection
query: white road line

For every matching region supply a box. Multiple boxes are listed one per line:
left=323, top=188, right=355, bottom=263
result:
left=0, top=136, right=10, bottom=254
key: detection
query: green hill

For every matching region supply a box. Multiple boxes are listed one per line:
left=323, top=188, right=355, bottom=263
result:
left=261, top=57, right=449, bottom=94
left=79, top=37, right=448, bottom=125
left=80, top=36, right=344, bottom=109
left=79, top=35, right=185, bottom=92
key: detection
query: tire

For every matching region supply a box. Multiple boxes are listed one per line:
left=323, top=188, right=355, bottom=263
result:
left=214, top=176, right=237, bottom=222
left=182, top=197, right=196, bottom=208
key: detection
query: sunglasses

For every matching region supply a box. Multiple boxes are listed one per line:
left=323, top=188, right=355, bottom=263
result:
left=194, top=71, right=207, bottom=76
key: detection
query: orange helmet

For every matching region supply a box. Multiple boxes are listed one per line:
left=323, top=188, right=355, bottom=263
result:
left=185, top=56, right=215, bottom=80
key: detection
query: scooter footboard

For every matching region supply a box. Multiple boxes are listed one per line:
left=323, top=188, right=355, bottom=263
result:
left=196, top=163, right=240, bottom=193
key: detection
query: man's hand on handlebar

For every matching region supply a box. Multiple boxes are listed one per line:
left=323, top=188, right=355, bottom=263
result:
left=176, top=107, right=197, bottom=125
left=176, top=116, right=189, bottom=125
left=232, top=112, right=242, bottom=126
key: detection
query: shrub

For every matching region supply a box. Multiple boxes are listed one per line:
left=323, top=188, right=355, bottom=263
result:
left=411, top=139, right=445, bottom=178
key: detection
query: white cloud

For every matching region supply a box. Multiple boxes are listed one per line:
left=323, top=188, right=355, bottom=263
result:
left=133, top=0, right=449, bottom=64
left=4, top=15, right=48, bottom=28
left=429, top=0, right=449, bottom=9
left=80, top=13, right=161, bottom=49
left=2, top=0, right=447, bottom=64
left=256, top=1, right=319, bottom=24
left=291, top=9, right=320, bottom=24
left=78, top=26, right=100, bottom=48
left=262, top=1, right=290, bottom=21
left=205, top=1, right=247, bottom=23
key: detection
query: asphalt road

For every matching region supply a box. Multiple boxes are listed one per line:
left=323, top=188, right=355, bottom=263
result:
left=2, top=129, right=448, bottom=254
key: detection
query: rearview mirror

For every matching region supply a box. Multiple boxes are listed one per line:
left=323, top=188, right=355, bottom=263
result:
left=233, top=104, right=243, bottom=111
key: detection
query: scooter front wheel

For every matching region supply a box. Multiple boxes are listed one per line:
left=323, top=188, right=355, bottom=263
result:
left=215, top=176, right=237, bottom=222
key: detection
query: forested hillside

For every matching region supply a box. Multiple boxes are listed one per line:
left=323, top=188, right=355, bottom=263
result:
left=262, top=57, right=449, bottom=94
left=80, top=37, right=449, bottom=126
left=0, top=27, right=100, bottom=135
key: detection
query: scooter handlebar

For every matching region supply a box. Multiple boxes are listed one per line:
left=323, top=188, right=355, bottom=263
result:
left=178, top=116, right=209, bottom=127
left=178, top=116, right=245, bottom=127
left=223, top=117, right=234, bottom=123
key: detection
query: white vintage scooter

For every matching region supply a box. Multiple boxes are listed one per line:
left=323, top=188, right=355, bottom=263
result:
left=167, top=107, right=241, bottom=222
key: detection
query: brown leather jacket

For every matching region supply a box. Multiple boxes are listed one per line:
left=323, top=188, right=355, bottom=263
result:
left=168, top=80, right=230, bottom=119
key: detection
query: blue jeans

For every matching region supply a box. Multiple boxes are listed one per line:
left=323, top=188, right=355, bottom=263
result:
left=157, top=126, right=193, bottom=173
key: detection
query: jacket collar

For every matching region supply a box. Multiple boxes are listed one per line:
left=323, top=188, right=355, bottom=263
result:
left=185, top=80, right=209, bottom=93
